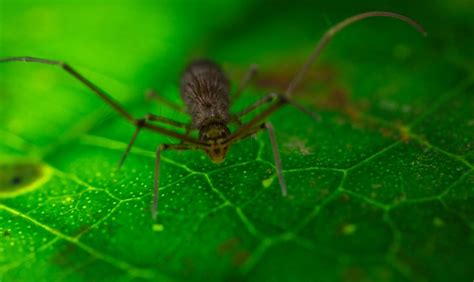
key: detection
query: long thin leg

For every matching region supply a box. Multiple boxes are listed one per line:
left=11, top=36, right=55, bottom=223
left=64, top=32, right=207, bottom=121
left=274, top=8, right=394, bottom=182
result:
left=231, top=92, right=320, bottom=124
left=145, top=113, right=190, bottom=129
left=265, top=122, right=287, bottom=196
left=226, top=12, right=426, bottom=143
left=118, top=113, right=195, bottom=169
left=233, top=93, right=277, bottom=119
left=0, top=57, right=135, bottom=122
left=284, top=11, right=426, bottom=97
left=286, top=100, right=321, bottom=121
left=232, top=64, right=258, bottom=102
left=146, top=89, right=186, bottom=113
left=0, top=56, right=206, bottom=147
left=229, top=122, right=287, bottom=196
left=152, top=143, right=196, bottom=220
left=117, top=122, right=144, bottom=169
left=147, top=109, right=194, bottom=144
left=145, top=113, right=196, bottom=144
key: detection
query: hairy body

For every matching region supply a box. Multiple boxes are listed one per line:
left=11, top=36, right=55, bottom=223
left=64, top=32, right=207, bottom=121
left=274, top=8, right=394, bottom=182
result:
left=180, top=60, right=230, bottom=129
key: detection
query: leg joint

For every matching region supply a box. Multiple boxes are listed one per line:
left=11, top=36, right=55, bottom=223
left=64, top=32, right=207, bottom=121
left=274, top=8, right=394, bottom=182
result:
left=135, top=118, right=146, bottom=127
left=274, top=93, right=289, bottom=103
left=144, top=113, right=152, bottom=121
left=59, top=61, right=70, bottom=69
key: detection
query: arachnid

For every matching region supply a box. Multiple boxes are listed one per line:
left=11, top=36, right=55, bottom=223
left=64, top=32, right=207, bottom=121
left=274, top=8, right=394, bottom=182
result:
left=0, top=12, right=426, bottom=219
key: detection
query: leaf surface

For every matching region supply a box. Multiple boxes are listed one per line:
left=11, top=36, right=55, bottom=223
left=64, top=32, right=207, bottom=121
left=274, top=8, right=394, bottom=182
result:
left=0, top=1, right=473, bottom=281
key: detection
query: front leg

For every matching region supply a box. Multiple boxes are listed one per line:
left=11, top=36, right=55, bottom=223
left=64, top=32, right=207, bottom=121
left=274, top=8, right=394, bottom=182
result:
left=228, top=122, right=287, bottom=196
left=152, top=143, right=197, bottom=220
left=118, top=114, right=194, bottom=169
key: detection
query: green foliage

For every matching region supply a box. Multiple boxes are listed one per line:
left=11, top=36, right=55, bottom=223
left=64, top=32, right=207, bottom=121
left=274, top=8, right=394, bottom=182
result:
left=0, top=1, right=473, bottom=281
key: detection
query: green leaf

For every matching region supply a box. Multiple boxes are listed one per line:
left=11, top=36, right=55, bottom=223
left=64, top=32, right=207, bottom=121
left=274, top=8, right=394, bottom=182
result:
left=1, top=1, right=473, bottom=281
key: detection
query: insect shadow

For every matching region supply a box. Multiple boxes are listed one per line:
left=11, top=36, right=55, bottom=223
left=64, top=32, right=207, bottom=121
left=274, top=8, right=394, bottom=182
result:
left=0, top=12, right=426, bottom=220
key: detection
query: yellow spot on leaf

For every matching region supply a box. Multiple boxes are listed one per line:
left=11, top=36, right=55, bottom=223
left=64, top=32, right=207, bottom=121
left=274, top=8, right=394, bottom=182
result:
left=433, top=217, right=445, bottom=227
left=153, top=224, right=164, bottom=232
left=342, top=223, right=357, bottom=235
left=262, top=176, right=275, bottom=188
left=0, top=160, right=52, bottom=198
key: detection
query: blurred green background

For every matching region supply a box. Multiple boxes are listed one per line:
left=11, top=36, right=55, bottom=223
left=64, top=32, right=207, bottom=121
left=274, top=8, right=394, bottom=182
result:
left=0, top=0, right=473, bottom=281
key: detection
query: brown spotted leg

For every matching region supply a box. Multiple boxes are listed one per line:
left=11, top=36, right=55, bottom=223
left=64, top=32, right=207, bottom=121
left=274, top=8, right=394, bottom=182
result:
left=152, top=143, right=197, bottom=220
left=230, top=122, right=287, bottom=196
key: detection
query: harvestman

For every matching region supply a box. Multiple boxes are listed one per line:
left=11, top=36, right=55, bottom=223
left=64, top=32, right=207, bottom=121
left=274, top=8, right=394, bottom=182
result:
left=0, top=12, right=426, bottom=219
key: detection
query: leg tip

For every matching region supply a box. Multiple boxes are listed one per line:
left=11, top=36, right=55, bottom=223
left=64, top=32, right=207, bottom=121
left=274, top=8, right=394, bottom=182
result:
left=115, top=162, right=124, bottom=171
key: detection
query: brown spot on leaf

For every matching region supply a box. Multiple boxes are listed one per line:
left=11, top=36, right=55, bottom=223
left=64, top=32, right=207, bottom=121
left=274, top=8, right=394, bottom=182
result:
left=254, top=63, right=337, bottom=92
left=342, top=265, right=366, bottom=282
left=254, top=62, right=369, bottom=125
left=51, top=242, right=77, bottom=267
left=217, top=237, right=240, bottom=255
left=232, top=250, right=250, bottom=267
left=340, top=193, right=351, bottom=202
left=398, top=125, right=412, bottom=143
left=379, top=127, right=397, bottom=138
left=249, top=60, right=413, bottom=146
left=284, top=137, right=313, bottom=156
left=180, top=257, right=195, bottom=275
left=74, top=224, right=92, bottom=237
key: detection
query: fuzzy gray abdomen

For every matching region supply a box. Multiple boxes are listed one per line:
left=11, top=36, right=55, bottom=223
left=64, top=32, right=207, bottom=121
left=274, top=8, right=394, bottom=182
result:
left=180, top=60, right=230, bottom=129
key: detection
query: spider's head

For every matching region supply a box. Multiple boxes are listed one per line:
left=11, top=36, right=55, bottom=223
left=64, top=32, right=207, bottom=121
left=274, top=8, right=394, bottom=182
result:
left=199, top=123, right=230, bottom=163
